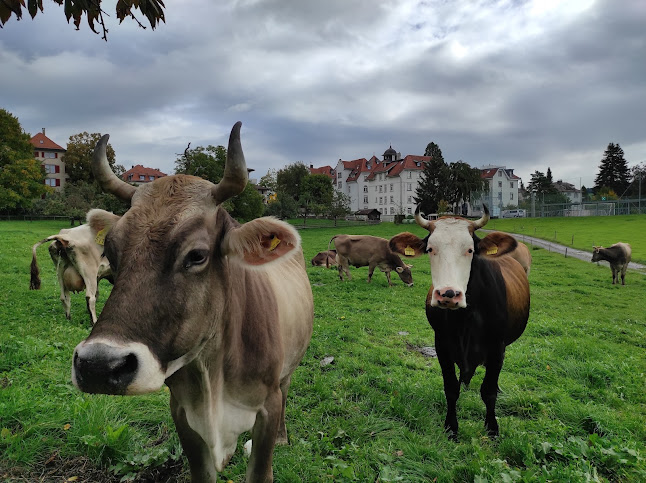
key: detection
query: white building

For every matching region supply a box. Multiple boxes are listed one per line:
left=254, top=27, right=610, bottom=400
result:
left=332, top=146, right=430, bottom=220
left=475, top=165, right=522, bottom=216
left=553, top=180, right=582, bottom=203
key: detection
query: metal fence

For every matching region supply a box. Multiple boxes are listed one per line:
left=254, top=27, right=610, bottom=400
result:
left=534, top=199, right=645, bottom=217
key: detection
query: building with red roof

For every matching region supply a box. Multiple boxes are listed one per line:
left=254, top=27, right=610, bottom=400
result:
left=29, top=129, right=67, bottom=191
left=309, top=164, right=335, bottom=179
left=122, top=165, right=168, bottom=185
left=329, top=145, right=431, bottom=217
left=474, top=165, right=522, bottom=216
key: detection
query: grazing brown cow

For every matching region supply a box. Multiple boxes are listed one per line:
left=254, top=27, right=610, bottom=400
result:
left=390, top=206, right=530, bottom=439
left=327, top=234, right=414, bottom=286
left=592, top=243, right=632, bottom=285
left=311, top=250, right=337, bottom=267
left=71, top=123, right=314, bottom=482
left=30, top=217, right=113, bottom=324
left=478, top=231, right=532, bottom=276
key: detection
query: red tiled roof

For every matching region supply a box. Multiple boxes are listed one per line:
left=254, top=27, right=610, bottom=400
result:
left=122, top=165, right=167, bottom=182
left=481, top=168, right=521, bottom=180
left=29, top=132, right=65, bottom=151
left=310, top=165, right=335, bottom=179
left=387, top=155, right=430, bottom=177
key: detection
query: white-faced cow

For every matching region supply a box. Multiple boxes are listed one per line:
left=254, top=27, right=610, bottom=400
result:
left=591, top=243, right=632, bottom=285
left=327, top=234, right=414, bottom=286
left=389, top=206, right=530, bottom=439
left=30, top=217, right=113, bottom=324
left=311, top=250, right=337, bottom=267
left=71, top=123, right=314, bottom=482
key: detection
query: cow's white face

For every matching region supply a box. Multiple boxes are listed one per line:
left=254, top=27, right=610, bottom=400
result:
left=426, top=218, right=475, bottom=309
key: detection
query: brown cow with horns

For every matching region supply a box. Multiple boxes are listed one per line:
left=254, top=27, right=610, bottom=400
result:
left=389, top=206, right=530, bottom=439
left=71, top=123, right=314, bottom=482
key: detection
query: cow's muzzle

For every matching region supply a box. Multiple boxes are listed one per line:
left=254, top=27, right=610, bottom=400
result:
left=432, top=288, right=466, bottom=309
left=73, top=342, right=138, bottom=394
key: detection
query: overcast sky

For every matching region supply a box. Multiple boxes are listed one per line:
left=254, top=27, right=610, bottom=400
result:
left=2, top=0, right=645, bottom=189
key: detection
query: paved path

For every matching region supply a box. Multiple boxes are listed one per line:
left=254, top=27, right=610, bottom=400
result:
left=482, top=230, right=646, bottom=273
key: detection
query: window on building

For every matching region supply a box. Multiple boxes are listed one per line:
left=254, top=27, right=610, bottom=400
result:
left=407, top=207, right=412, bottom=214
left=149, top=176, right=155, bottom=181
left=128, top=174, right=133, bottom=181
left=498, top=181, right=502, bottom=188
left=139, top=175, right=145, bottom=181
left=498, top=192, right=502, bottom=199
left=408, top=171, right=412, bottom=178
left=44, top=178, right=60, bottom=187
left=34, top=151, right=39, bottom=158
left=407, top=196, right=412, bottom=204
left=390, top=207, right=394, bottom=214
left=44, top=152, right=57, bottom=159
left=407, top=183, right=412, bottom=191
left=379, top=186, right=383, bottom=192
left=337, top=172, right=342, bottom=178
left=510, top=193, right=514, bottom=200
left=510, top=182, right=514, bottom=189
left=338, top=182, right=342, bottom=188
left=390, top=196, right=394, bottom=203
left=390, top=184, right=393, bottom=191
left=498, top=171, right=502, bottom=177
left=44, top=164, right=56, bottom=174
left=364, top=196, right=368, bottom=203
left=363, top=186, right=368, bottom=192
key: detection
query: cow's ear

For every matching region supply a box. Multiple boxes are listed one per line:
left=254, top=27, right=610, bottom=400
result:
left=389, top=232, right=425, bottom=257
left=478, top=231, right=518, bottom=257
left=222, top=217, right=302, bottom=266
left=86, top=209, right=121, bottom=235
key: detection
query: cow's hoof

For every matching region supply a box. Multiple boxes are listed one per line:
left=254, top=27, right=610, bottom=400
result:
left=243, top=439, right=252, bottom=457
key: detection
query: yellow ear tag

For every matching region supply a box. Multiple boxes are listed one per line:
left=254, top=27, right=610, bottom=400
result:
left=486, top=245, right=498, bottom=255
left=269, top=235, right=281, bottom=251
left=95, top=229, right=107, bottom=246
left=404, top=246, right=415, bottom=256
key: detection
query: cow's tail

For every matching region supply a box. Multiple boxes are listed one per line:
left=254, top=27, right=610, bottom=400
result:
left=326, top=236, right=337, bottom=269
left=30, top=236, right=55, bottom=290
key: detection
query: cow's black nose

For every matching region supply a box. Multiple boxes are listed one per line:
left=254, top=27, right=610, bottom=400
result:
left=73, top=343, right=138, bottom=395
left=442, top=289, right=456, bottom=298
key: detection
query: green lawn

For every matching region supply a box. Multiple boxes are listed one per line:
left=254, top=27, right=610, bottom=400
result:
left=486, top=215, right=646, bottom=264
left=1, top=218, right=645, bottom=482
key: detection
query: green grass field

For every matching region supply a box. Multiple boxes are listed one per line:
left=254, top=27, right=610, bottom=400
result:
left=1, top=218, right=645, bottom=482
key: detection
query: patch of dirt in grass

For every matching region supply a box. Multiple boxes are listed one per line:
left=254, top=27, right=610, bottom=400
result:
left=406, top=343, right=437, bottom=357
left=1, top=454, right=187, bottom=482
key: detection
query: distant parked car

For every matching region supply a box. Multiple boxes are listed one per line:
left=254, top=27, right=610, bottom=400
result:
left=501, top=209, right=526, bottom=218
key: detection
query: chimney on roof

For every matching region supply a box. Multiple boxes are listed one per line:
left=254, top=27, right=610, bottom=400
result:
left=42, top=128, right=45, bottom=135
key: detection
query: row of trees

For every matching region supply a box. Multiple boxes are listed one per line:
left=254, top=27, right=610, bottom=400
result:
left=257, top=163, right=351, bottom=223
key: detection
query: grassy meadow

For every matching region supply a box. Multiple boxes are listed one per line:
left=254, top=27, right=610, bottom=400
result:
left=1, top=218, right=645, bottom=482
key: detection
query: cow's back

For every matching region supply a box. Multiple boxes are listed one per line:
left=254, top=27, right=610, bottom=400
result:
left=333, top=235, right=388, bottom=265
left=612, top=242, right=632, bottom=263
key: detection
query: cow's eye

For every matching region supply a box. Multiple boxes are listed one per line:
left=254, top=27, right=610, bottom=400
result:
left=184, top=249, right=209, bottom=269
left=468, top=248, right=473, bottom=254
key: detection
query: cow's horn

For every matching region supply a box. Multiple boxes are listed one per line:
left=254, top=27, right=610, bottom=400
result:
left=92, top=134, right=136, bottom=202
left=212, top=122, right=248, bottom=204
left=472, top=204, right=490, bottom=229
left=414, top=205, right=434, bottom=231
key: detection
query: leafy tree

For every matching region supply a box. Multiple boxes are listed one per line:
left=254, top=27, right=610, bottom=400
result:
left=276, top=162, right=309, bottom=202
left=229, top=183, right=264, bottom=222
left=65, top=132, right=121, bottom=184
left=446, top=161, right=485, bottom=207
left=415, top=144, right=450, bottom=214
left=264, top=192, right=298, bottom=219
left=627, top=163, right=646, bottom=198
left=526, top=171, right=554, bottom=195
left=298, top=174, right=334, bottom=223
left=0, top=0, right=166, bottom=41
left=258, top=169, right=278, bottom=193
left=594, top=143, right=630, bottom=196
left=175, top=144, right=226, bottom=183
left=329, top=191, right=351, bottom=226
left=0, top=109, right=48, bottom=211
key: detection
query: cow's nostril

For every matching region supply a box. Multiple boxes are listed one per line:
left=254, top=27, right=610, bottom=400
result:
left=443, top=289, right=456, bottom=298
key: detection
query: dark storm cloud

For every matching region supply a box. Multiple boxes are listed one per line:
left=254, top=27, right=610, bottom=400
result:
left=1, top=0, right=644, bottom=187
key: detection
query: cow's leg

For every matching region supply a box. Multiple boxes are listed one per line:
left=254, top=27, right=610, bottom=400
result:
left=276, top=375, right=291, bottom=445
left=56, top=270, right=72, bottom=319
left=367, top=262, right=376, bottom=283
left=385, top=270, right=392, bottom=286
left=611, top=266, right=618, bottom=284
left=621, top=264, right=627, bottom=285
left=82, top=276, right=99, bottom=325
left=170, top=394, right=218, bottom=482
left=481, top=347, right=504, bottom=437
left=246, top=387, right=282, bottom=482
left=436, top=343, right=460, bottom=440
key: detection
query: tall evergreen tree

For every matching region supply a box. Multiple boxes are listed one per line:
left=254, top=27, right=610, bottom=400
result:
left=594, top=143, right=630, bottom=195
left=546, top=167, right=553, bottom=184
left=415, top=142, right=449, bottom=213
